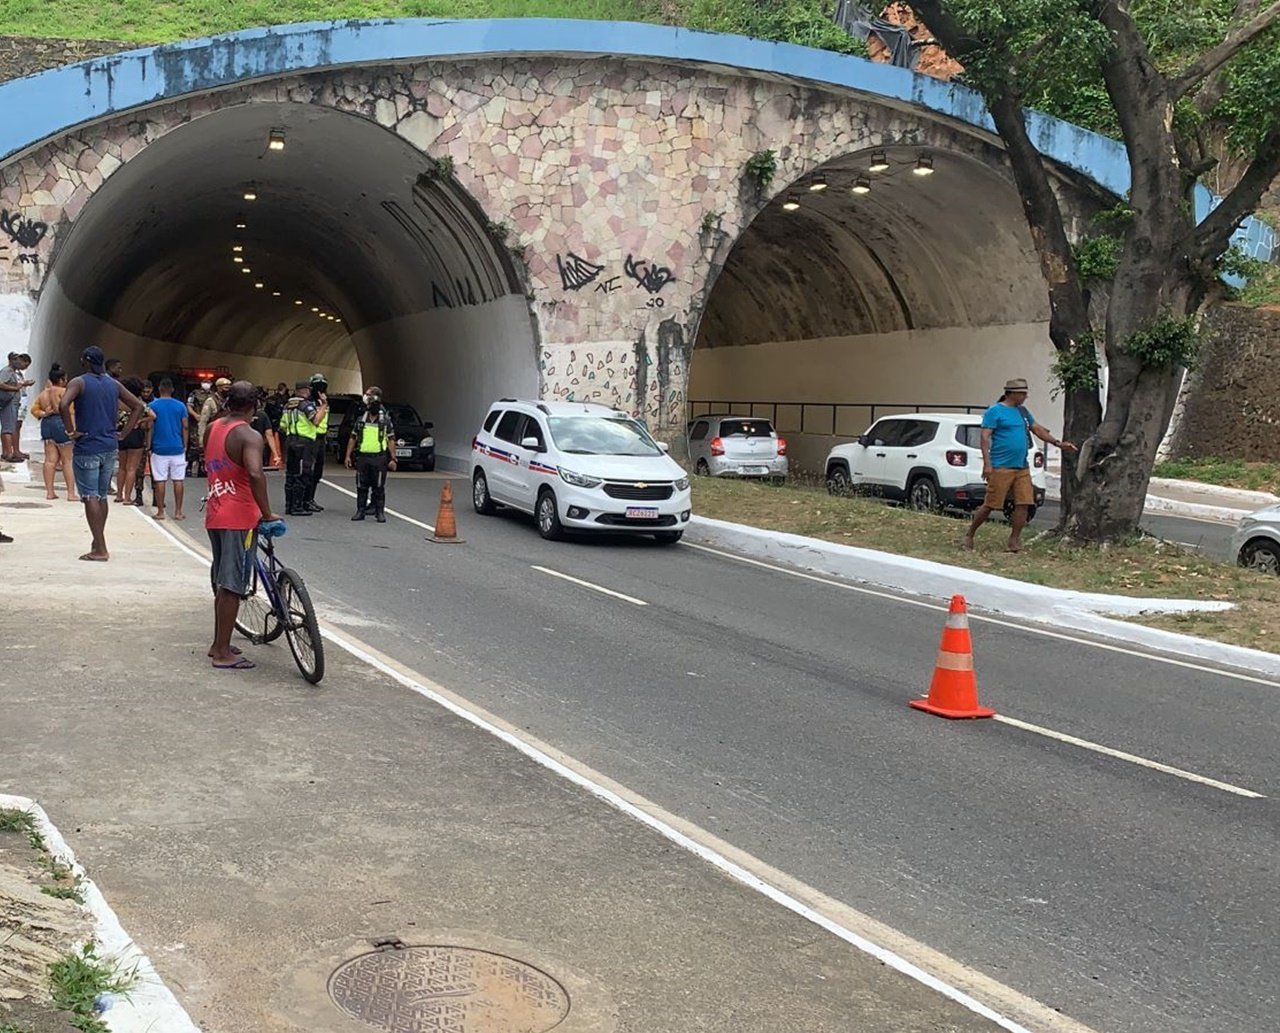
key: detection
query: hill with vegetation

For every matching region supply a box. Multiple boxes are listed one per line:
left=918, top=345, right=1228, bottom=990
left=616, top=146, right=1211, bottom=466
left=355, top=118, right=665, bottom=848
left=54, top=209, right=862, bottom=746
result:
left=0, top=0, right=866, bottom=52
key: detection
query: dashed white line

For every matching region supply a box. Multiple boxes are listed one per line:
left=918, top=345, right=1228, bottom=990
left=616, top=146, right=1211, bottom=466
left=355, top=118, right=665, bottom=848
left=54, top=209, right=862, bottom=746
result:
left=684, top=541, right=1280, bottom=688
left=321, top=478, right=435, bottom=532
left=991, top=715, right=1264, bottom=799
left=532, top=564, right=648, bottom=606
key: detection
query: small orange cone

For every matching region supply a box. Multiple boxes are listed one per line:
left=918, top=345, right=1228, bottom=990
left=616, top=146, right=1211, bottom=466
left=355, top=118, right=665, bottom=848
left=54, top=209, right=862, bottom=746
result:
left=426, top=480, right=464, bottom=544
left=910, top=595, right=994, bottom=719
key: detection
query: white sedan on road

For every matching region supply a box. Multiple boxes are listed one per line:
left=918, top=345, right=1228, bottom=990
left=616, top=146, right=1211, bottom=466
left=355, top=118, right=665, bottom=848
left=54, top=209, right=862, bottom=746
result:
left=1231, top=504, right=1280, bottom=574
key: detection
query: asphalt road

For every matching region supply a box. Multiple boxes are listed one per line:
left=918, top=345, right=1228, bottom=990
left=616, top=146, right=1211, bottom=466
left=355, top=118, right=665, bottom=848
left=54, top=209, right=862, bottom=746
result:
left=278, top=471, right=1276, bottom=1033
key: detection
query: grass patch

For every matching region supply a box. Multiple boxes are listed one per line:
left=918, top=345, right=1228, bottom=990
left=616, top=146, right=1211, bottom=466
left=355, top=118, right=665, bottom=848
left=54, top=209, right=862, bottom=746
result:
left=48, top=944, right=136, bottom=1033
left=1152, top=456, right=1280, bottom=493
left=0, top=807, right=84, bottom=903
left=0, top=1024, right=38, bottom=1033
left=690, top=476, right=1280, bottom=653
left=0, top=0, right=869, bottom=49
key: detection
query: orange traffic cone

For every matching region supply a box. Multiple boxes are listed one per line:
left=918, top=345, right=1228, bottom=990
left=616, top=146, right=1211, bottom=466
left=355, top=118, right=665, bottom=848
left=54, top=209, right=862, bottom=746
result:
left=910, top=595, right=994, bottom=719
left=426, top=480, right=464, bottom=544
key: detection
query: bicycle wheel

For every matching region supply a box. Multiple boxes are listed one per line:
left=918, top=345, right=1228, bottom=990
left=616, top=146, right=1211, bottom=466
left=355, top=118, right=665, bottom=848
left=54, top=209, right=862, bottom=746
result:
left=278, top=567, right=325, bottom=684
left=234, top=561, right=283, bottom=644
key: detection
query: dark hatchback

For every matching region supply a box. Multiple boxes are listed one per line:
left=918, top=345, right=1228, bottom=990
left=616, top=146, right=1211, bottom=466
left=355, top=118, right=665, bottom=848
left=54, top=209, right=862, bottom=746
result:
left=386, top=403, right=435, bottom=471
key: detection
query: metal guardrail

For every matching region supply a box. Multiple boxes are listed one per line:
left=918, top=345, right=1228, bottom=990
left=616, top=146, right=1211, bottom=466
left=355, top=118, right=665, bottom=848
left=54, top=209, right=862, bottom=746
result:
left=686, top=400, right=986, bottom=437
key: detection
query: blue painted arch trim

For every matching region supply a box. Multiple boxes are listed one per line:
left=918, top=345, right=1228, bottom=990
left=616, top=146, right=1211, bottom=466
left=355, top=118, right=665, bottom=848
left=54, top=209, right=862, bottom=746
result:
left=0, top=17, right=1272, bottom=260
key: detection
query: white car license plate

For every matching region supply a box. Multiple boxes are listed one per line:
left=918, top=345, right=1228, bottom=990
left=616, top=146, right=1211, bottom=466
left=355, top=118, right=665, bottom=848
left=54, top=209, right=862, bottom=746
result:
left=745, top=465, right=769, bottom=475
left=625, top=506, right=659, bottom=519
left=395, top=448, right=412, bottom=457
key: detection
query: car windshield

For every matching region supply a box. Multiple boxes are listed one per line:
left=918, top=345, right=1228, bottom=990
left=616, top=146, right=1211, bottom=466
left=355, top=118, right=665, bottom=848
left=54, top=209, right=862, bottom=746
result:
left=548, top=416, right=661, bottom=456
left=386, top=405, right=421, bottom=426
left=720, top=419, right=773, bottom=438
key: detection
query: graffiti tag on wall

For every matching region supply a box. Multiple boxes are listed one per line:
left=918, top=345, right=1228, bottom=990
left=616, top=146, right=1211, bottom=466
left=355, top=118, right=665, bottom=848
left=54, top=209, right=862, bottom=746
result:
left=556, top=253, right=604, bottom=291
left=554, top=251, right=677, bottom=307
left=1, top=211, right=47, bottom=249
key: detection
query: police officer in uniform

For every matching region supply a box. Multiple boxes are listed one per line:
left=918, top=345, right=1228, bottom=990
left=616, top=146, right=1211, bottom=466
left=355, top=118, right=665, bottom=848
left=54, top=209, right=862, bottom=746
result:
left=344, top=387, right=397, bottom=522
left=279, top=380, right=324, bottom=516
left=303, top=373, right=330, bottom=513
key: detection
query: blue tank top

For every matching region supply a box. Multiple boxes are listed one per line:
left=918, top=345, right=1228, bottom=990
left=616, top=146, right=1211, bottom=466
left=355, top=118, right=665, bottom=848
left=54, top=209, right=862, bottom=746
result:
left=73, top=373, right=120, bottom=455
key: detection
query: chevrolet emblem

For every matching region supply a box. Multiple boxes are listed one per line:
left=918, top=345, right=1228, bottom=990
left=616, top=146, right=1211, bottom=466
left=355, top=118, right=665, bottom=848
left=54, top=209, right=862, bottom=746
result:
left=635, top=482, right=648, bottom=489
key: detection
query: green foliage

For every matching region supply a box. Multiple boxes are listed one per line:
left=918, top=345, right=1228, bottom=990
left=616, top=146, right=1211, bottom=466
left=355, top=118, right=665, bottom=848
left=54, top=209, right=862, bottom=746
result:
left=1153, top=455, right=1280, bottom=492
left=48, top=943, right=136, bottom=1033
left=421, top=154, right=454, bottom=180
left=700, top=210, right=723, bottom=233
left=0, top=806, right=44, bottom=851
left=1049, top=337, right=1100, bottom=398
left=1235, top=262, right=1280, bottom=307
left=1072, top=235, right=1122, bottom=282
left=1121, top=315, right=1204, bottom=370
left=0, top=0, right=867, bottom=54
left=743, top=149, right=778, bottom=190
left=681, top=0, right=868, bottom=55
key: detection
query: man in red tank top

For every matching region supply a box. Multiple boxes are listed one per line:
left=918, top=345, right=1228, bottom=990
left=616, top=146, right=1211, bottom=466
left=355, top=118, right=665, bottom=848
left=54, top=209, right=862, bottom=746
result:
left=204, top=381, right=279, bottom=669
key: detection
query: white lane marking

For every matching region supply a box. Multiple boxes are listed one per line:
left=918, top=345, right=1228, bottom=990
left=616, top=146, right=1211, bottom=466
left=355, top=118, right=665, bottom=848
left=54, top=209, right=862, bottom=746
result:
left=322, top=477, right=435, bottom=532
left=684, top=542, right=1280, bottom=689
left=990, top=715, right=1264, bottom=799
left=137, top=507, right=1086, bottom=1033
left=532, top=564, right=648, bottom=606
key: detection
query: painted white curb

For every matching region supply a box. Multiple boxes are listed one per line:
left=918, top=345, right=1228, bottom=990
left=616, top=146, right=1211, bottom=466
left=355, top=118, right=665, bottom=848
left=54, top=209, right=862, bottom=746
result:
left=1148, top=477, right=1278, bottom=506
left=685, top=516, right=1280, bottom=681
left=0, top=794, right=200, bottom=1033
left=1045, top=472, right=1259, bottom=524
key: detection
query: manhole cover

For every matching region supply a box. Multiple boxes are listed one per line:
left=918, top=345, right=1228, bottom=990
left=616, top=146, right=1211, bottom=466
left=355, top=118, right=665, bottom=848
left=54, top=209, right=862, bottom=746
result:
left=0, top=501, right=51, bottom=509
left=328, top=946, right=569, bottom=1033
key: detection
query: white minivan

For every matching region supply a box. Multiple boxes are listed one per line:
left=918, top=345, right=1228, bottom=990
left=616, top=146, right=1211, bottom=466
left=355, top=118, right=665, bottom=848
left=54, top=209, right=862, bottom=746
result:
left=472, top=399, right=693, bottom=543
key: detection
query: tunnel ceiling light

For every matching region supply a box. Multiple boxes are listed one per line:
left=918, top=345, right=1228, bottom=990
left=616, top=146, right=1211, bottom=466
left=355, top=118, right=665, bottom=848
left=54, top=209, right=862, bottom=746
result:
left=808, top=177, right=828, bottom=193
left=242, top=267, right=252, bottom=274
left=781, top=194, right=801, bottom=212
left=272, top=291, right=281, bottom=297
left=268, top=128, right=286, bottom=151
left=295, top=300, right=303, bottom=305
left=254, top=282, right=265, bottom=289
left=243, top=186, right=258, bottom=201
left=233, top=256, right=243, bottom=264
left=868, top=150, right=890, bottom=172
left=235, top=221, right=247, bottom=229
left=851, top=176, right=872, bottom=195
left=232, top=245, right=243, bottom=253
left=913, top=154, right=935, bottom=176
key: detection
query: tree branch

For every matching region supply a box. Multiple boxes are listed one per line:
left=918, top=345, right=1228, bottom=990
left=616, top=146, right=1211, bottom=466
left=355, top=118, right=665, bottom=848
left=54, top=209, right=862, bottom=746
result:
left=1172, top=1, right=1280, bottom=99
left=1188, top=122, right=1280, bottom=259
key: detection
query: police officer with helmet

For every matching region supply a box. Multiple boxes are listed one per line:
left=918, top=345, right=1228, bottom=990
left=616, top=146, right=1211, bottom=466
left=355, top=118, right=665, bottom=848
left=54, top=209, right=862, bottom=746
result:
left=279, top=380, right=324, bottom=515
left=344, top=387, right=397, bottom=522
left=303, top=372, right=330, bottom=513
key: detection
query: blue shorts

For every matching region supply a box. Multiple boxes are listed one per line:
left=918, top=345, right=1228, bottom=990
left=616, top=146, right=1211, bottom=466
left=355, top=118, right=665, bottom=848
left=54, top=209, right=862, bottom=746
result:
left=73, top=450, right=118, bottom=500
left=41, top=414, right=70, bottom=444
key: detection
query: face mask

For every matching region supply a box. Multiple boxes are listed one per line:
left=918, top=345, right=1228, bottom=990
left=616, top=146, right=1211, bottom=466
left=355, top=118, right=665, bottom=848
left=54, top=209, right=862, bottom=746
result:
left=201, top=383, right=212, bottom=391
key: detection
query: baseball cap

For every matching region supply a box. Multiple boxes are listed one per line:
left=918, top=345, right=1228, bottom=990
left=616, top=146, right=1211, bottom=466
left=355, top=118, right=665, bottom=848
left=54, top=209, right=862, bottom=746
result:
left=81, top=345, right=105, bottom=370
left=215, top=377, right=231, bottom=388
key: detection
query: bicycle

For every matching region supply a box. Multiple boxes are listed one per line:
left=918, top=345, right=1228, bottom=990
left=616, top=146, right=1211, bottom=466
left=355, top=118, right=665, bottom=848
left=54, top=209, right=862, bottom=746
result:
left=233, top=520, right=325, bottom=684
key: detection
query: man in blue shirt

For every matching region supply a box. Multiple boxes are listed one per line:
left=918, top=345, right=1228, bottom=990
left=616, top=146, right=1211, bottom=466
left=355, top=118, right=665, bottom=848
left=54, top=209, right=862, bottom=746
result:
left=59, top=345, right=146, bottom=561
left=147, top=378, right=189, bottom=521
left=962, top=377, right=1077, bottom=553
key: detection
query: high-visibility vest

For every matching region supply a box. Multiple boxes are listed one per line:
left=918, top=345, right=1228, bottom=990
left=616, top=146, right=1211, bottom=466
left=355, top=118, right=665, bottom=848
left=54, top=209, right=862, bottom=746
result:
left=316, top=410, right=329, bottom=435
left=357, top=416, right=390, bottom=454
left=281, top=400, right=317, bottom=440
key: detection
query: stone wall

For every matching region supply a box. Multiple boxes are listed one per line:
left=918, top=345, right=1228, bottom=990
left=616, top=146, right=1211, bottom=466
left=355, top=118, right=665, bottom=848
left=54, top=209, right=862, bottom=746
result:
left=1169, top=304, right=1280, bottom=460
left=0, top=35, right=132, bottom=83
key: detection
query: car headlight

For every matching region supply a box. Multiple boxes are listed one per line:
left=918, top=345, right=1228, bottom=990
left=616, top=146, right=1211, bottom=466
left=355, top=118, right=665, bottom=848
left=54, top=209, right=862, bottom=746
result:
left=559, top=468, right=602, bottom=489
left=675, top=476, right=690, bottom=491
left=420, top=437, right=434, bottom=448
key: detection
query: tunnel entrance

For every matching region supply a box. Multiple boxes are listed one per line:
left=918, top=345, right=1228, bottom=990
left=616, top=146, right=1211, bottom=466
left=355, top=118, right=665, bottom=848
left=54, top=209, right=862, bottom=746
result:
left=31, top=102, right=538, bottom=462
left=689, top=146, right=1053, bottom=472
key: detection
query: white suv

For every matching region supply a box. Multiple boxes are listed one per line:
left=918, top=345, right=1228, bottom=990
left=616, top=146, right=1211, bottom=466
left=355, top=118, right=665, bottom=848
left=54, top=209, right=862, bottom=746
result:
left=824, top=412, right=1046, bottom=517
left=471, top=399, right=693, bottom=543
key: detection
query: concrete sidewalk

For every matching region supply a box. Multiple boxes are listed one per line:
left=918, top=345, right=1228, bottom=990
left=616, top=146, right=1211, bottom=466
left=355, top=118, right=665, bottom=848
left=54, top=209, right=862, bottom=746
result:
left=0, top=488, right=1004, bottom=1032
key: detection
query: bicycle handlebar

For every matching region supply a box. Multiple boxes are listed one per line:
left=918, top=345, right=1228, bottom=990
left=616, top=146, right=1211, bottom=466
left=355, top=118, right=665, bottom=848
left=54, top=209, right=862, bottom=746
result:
left=258, top=518, right=288, bottom=539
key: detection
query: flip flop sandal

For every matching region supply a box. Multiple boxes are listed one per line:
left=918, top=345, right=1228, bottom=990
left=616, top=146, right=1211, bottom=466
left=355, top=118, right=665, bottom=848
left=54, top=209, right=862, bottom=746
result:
left=212, top=656, right=256, bottom=670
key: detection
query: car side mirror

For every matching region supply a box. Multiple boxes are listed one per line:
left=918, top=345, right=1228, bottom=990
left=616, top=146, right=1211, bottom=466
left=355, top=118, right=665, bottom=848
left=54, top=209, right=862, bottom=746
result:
left=520, top=436, right=542, bottom=451
left=423, top=421, right=434, bottom=430
left=857, top=434, right=870, bottom=447
left=657, top=441, right=670, bottom=453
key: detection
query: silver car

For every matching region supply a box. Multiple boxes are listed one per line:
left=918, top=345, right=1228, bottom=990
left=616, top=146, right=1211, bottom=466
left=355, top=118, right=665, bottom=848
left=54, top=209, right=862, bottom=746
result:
left=1231, top=504, right=1280, bottom=574
left=687, top=414, right=788, bottom=481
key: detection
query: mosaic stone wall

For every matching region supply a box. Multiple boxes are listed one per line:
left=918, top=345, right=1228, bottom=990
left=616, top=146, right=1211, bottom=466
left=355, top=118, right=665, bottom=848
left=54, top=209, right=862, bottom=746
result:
left=0, top=55, right=1019, bottom=428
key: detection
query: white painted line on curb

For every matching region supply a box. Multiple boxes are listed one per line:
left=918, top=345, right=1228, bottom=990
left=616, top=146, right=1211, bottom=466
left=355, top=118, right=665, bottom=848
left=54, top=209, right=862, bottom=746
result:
left=991, top=716, right=1265, bottom=799
left=532, top=564, right=648, bottom=606
left=685, top=542, right=1280, bottom=689
left=136, top=508, right=1086, bottom=1033
left=321, top=478, right=435, bottom=532
left=0, top=794, right=202, bottom=1033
